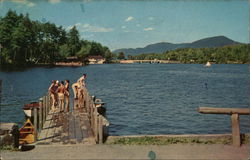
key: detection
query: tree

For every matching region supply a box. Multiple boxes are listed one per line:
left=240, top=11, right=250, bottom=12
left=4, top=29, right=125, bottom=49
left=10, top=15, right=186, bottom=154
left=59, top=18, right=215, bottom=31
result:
left=127, top=55, right=133, bottom=60
left=76, top=43, right=91, bottom=59
left=89, top=42, right=103, bottom=56
left=67, top=26, right=81, bottom=56
left=117, top=52, right=125, bottom=60
left=103, top=47, right=114, bottom=63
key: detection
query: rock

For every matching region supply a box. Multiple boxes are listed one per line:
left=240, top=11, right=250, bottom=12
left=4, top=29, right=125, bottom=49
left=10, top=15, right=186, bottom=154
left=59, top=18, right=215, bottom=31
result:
left=0, top=123, right=19, bottom=148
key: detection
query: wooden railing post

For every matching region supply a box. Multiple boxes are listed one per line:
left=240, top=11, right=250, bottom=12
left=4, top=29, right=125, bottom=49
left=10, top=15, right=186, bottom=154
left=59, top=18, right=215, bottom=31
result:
left=98, top=116, right=103, bottom=144
left=95, top=111, right=99, bottom=143
left=46, top=95, right=49, bottom=115
left=33, top=107, right=38, bottom=141
left=43, top=96, right=46, bottom=125
left=39, top=98, right=43, bottom=133
left=231, top=114, right=240, bottom=147
left=90, top=101, right=94, bottom=128
left=198, top=107, right=250, bottom=147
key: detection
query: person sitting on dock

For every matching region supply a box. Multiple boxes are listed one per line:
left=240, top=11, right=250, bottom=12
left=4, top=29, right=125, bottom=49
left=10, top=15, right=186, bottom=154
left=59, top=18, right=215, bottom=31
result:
left=58, top=81, right=66, bottom=112
left=64, top=79, right=70, bottom=112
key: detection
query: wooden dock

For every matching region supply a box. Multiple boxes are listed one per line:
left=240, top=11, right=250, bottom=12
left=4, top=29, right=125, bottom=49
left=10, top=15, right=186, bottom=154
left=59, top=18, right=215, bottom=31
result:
left=27, top=87, right=108, bottom=146
left=37, top=103, right=95, bottom=145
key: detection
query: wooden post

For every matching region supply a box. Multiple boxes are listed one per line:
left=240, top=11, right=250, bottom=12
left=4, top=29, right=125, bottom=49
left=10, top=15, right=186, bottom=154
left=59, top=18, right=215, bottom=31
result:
left=98, top=115, right=103, bottom=144
left=198, top=107, right=250, bottom=115
left=33, top=107, right=38, bottom=141
left=46, top=95, right=49, bottom=115
left=231, top=114, right=241, bottom=147
left=198, top=107, right=250, bottom=147
left=39, top=98, right=43, bottom=132
left=43, top=96, right=46, bottom=125
left=90, top=102, right=94, bottom=128
left=95, top=111, right=99, bottom=142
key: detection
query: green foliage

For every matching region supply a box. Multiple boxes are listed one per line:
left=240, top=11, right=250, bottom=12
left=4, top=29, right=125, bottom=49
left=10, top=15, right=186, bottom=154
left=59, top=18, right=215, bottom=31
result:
left=131, top=44, right=250, bottom=64
left=106, top=136, right=235, bottom=145
left=0, top=10, right=114, bottom=67
left=0, top=145, right=20, bottom=151
left=117, top=52, right=125, bottom=60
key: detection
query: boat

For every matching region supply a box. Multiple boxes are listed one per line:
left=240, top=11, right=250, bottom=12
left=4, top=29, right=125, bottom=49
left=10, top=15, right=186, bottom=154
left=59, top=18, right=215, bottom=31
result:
left=23, top=102, right=40, bottom=117
left=19, top=118, right=35, bottom=144
left=205, top=61, right=211, bottom=67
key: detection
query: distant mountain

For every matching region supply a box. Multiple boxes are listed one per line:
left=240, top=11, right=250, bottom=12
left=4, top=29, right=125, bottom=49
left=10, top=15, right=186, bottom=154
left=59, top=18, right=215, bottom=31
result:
left=113, top=36, right=240, bottom=55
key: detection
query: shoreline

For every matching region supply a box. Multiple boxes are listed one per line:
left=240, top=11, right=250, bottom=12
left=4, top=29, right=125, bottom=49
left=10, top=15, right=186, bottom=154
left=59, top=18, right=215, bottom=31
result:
left=1, top=60, right=249, bottom=71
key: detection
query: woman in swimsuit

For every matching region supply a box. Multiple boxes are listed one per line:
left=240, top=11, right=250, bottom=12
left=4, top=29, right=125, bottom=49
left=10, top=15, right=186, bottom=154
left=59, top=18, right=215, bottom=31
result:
left=57, top=81, right=65, bottom=112
left=48, top=80, right=57, bottom=110
left=64, top=80, right=70, bottom=112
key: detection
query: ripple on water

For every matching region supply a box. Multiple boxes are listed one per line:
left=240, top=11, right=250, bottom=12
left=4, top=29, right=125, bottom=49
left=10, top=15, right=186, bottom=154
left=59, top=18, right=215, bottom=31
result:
left=1, top=64, right=250, bottom=135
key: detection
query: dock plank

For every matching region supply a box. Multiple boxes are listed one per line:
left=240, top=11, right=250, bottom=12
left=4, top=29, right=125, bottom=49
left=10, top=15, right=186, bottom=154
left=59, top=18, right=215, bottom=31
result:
left=37, top=100, right=95, bottom=145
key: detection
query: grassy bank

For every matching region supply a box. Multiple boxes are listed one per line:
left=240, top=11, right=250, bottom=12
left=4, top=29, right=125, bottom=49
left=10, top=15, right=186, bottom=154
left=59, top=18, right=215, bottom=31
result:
left=106, top=134, right=250, bottom=145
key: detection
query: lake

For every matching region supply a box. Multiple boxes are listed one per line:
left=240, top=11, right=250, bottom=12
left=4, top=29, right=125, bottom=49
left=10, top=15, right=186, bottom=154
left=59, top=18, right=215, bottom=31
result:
left=0, top=63, right=250, bottom=135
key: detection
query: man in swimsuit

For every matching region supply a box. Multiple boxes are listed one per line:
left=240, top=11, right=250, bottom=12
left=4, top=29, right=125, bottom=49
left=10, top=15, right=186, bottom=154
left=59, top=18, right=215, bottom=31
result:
left=77, top=74, right=87, bottom=108
left=72, top=74, right=87, bottom=100
left=64, top=80, right=70, bottom=112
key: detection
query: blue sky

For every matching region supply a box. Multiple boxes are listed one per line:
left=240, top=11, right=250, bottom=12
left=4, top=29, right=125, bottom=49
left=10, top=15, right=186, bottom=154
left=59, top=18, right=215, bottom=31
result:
left=0, top=0, right=249, bottom=50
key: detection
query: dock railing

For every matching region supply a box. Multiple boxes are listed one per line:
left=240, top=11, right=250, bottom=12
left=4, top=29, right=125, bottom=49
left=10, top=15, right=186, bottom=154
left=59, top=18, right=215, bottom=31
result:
left=31, top=87, right=109, bottom=144
left=198, top=107, right=250, bottom=147
left=82, top=87, right=109, bottom=144
left=30, top=94, right=51, bottom=142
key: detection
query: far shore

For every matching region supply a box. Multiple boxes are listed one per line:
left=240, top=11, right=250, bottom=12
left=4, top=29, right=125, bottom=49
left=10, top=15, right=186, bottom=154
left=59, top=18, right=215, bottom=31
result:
left=0, top=60, right=249, bottom=71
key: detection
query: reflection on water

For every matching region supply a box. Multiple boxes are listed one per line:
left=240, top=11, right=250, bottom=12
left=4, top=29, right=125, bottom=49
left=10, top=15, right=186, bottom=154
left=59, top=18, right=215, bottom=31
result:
left=0, top=64, right=250, bottom=135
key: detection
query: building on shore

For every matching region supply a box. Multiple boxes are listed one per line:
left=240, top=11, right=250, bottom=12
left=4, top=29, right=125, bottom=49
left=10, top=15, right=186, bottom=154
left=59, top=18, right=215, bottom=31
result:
left=55, top=56, right=83, bottom=66
left=87, top=55, right=106, bottom=64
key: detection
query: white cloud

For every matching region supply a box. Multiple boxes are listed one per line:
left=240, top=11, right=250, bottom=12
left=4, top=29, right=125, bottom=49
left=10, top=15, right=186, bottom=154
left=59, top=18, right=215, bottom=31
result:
left=125, top=16, right=134, bottom=22
left=85, top=34, right=94, bottom=38
left=27, top=1, right=35, bottom=7
left=11, top=0, right=35, bottom=7
left=48, top=0, right=61, bottom=4
left=68, top=23, right=113, bottom=33
left=144, top=27, right=154, bottom=31
left=121, top=26, right=126, bottom=29
left=148, top=17, right=154, bottom=21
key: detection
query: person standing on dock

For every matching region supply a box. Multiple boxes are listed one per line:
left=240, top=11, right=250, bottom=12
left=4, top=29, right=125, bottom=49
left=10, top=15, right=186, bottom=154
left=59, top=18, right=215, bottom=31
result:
left=77, top=74, right=87, bottom=108
left=58, top=81, right=66, bottom=112
left=72, top=74, right=86, bottom=100
left=48, top=80, right=58, bottom=111
left=64, top=79, right=70, bottom=112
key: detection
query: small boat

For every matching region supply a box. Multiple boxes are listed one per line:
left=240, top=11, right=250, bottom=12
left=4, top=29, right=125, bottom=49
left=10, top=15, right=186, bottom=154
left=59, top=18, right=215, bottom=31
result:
left=205, top=61, right=211, bottom=67
left=19, top=118, right=35, bottom=144
left=23, top=102, right=40, bottom=117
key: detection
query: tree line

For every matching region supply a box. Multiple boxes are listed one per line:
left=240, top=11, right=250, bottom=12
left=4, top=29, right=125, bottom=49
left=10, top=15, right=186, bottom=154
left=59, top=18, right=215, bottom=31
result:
left=0, top=10, right=115, bottom=67
left=127, top=44, right=250, bottom=64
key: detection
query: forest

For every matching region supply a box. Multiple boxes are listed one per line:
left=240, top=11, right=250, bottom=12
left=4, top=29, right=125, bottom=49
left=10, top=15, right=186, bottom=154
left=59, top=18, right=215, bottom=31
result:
left=1, top=10, right=249, bottom=68
left=127, top=44, right=250, bottom=64
left=0, top=10, right=114, bottom=67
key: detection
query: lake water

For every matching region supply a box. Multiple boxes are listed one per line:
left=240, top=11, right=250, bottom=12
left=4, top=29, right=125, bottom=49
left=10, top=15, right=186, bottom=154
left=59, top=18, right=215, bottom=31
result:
left=0, top=64, right=250, bottom=135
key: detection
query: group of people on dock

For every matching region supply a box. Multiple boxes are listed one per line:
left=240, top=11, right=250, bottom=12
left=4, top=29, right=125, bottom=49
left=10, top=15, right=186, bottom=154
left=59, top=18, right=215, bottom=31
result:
left=48, top=74, right=87, bottom=112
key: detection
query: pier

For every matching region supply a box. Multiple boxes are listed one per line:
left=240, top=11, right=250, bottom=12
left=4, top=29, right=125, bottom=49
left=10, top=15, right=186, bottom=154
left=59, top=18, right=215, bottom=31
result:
left=24, top=87, right=109, bottom=145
